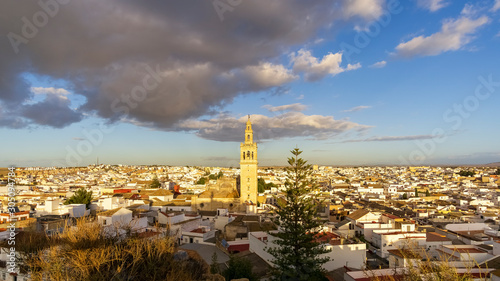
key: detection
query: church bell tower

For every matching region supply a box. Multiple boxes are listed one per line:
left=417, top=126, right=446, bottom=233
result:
left=240, top=115, right=258, bottom=204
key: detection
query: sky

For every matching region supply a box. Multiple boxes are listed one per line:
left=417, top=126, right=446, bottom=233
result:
left=0, top=0, right=499, bottom=167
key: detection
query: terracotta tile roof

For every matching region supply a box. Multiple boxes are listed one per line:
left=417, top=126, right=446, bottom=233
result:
left=175, top=195, right=193, bottom=200
left=189, top=228, right=206, bottom=233
left=382, top=213, right=400, bottom=220
left=313, top=232, right=339, bottom=244
left=387, top=249, right=422, bottom=259
left=347, top=209, right=370, bottom=220
left=426, top=232, right=451, bottom=242
left=453, top=247, right=486, bottom=254
left=98, top=207, right=122, bottom=216
left=149, top=189, right=173, bottom=196
left=164, top=201, right=191, bottom=206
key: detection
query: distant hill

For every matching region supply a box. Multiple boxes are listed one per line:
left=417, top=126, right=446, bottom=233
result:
left=484, top=162, right=500, bottom=167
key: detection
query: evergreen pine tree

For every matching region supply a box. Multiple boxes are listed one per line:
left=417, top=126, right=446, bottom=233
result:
left=196, top=177, right=207, bottom=185
left=64, top=187, right=93, bottom=208
left=150, top=176, right=161, bottom=188
left=258, top=178, right=266, bottom=193
left=266, top=148, right=330, bottom=281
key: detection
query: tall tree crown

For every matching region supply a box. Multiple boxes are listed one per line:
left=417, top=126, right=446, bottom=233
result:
left=65, top=187, right=93, bottom=208
left=267, top=148, right=330, bottom=281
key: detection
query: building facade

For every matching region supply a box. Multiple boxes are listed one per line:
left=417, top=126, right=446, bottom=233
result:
left=240, top=116, right=258, bottom=204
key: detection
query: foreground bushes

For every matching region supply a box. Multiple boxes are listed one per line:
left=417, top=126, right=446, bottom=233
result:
left=8, top=219, right=209, bottom=281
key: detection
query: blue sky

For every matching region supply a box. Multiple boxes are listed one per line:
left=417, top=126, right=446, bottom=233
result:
left=0, top=0, right=499, bottom=167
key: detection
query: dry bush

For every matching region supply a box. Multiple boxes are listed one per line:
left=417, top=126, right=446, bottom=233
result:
left=15, top=217, right=208, bottom=281
left=60, top=219, right=116, bottom=250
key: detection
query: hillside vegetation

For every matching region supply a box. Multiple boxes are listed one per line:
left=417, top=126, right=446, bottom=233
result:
left=6, top=220, right=212, bottom=281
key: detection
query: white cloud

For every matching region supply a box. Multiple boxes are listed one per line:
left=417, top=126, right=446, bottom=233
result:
left=346, top=63, right=362, bottom=71
left=370, top=61, right=387, bottom=68
left=342, top=0, right=384, bottom=20
left=313, top=38, right=325, bottom=44
left=175, top=112, right=372, bottom=142
left=296, top=94, right=305, bottom=100
left=417, top=0, right=450, bottom=12
left=30, top=87, right=71, bottom=99
left=241, top=62, right=297, bottom=88
left=290, top=49, right=361, bottom=81
left=460, top=4, right=477, bottom=16
left=394, top=15, right=490, bottom=57
left=492, top=0, right=500, bottom=12
left=354, top=25, right=368, bottom=32
left=263, top=103, right=308, bottom=112
left=342, top=105, right=372, bottom=112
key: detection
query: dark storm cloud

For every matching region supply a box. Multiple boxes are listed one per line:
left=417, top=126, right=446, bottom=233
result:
left=21, top=94, right=83, bottom=128
left=0, top=0, right=383, bottom=134
left=0, top=106, right=27, bottom=129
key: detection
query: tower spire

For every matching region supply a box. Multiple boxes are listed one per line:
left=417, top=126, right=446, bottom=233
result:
left=240, top=114, right=258, bottom=205
left=245, top=115, right=253, bottom=144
